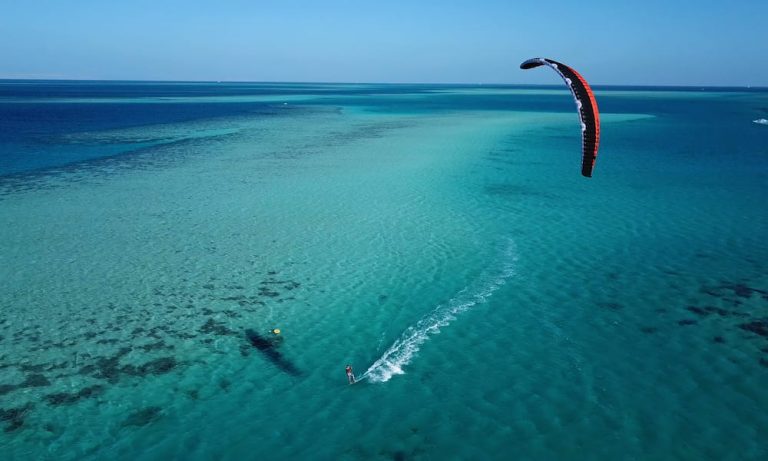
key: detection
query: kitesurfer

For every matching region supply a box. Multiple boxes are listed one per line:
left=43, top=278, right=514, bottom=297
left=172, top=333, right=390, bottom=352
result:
left=346, top=365, right=356, bottom=384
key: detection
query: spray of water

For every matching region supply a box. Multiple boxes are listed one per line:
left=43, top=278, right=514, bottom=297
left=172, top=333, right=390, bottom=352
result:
left=360, top=241, right=516, bottom=383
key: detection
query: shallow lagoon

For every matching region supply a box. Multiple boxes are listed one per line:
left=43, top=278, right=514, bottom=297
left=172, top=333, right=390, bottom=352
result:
left=1, top=82, right=767, bottom=460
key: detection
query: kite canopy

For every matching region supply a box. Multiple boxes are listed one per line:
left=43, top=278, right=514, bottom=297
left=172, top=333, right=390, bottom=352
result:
left=520, top=58, right=600, bottom=177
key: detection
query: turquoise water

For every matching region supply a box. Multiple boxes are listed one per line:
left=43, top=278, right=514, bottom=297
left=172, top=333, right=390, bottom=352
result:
left=1, top=82, right=767, bottom=460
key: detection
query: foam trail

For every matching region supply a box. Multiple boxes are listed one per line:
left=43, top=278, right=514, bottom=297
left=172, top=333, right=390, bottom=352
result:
left=361, top=241, right=516, bottom=383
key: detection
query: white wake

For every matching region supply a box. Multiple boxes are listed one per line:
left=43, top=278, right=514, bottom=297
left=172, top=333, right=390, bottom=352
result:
left=360, top=241, right=517, bottom=383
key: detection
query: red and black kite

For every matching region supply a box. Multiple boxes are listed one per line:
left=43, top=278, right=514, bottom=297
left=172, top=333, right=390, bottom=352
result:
left=520, top=58, right=600, bottom=177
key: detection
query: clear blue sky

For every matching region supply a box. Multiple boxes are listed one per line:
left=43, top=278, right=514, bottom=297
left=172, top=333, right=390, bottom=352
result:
left=1, top=0, right=766, bottom=85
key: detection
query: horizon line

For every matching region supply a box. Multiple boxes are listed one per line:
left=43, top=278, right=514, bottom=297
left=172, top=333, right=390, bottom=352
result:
left=0, top=77, right=766, bottom=90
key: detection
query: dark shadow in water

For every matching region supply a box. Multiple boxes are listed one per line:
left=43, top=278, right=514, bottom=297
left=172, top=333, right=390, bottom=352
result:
left=244, top=329, right=301, bottom=376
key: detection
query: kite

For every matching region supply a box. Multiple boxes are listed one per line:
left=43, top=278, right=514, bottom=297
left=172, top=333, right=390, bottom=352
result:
left=520, top=58, right=600, bottom=177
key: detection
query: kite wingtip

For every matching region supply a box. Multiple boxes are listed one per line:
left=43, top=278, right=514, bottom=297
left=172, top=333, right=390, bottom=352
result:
left=520, top=58, right=545, bottom=70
